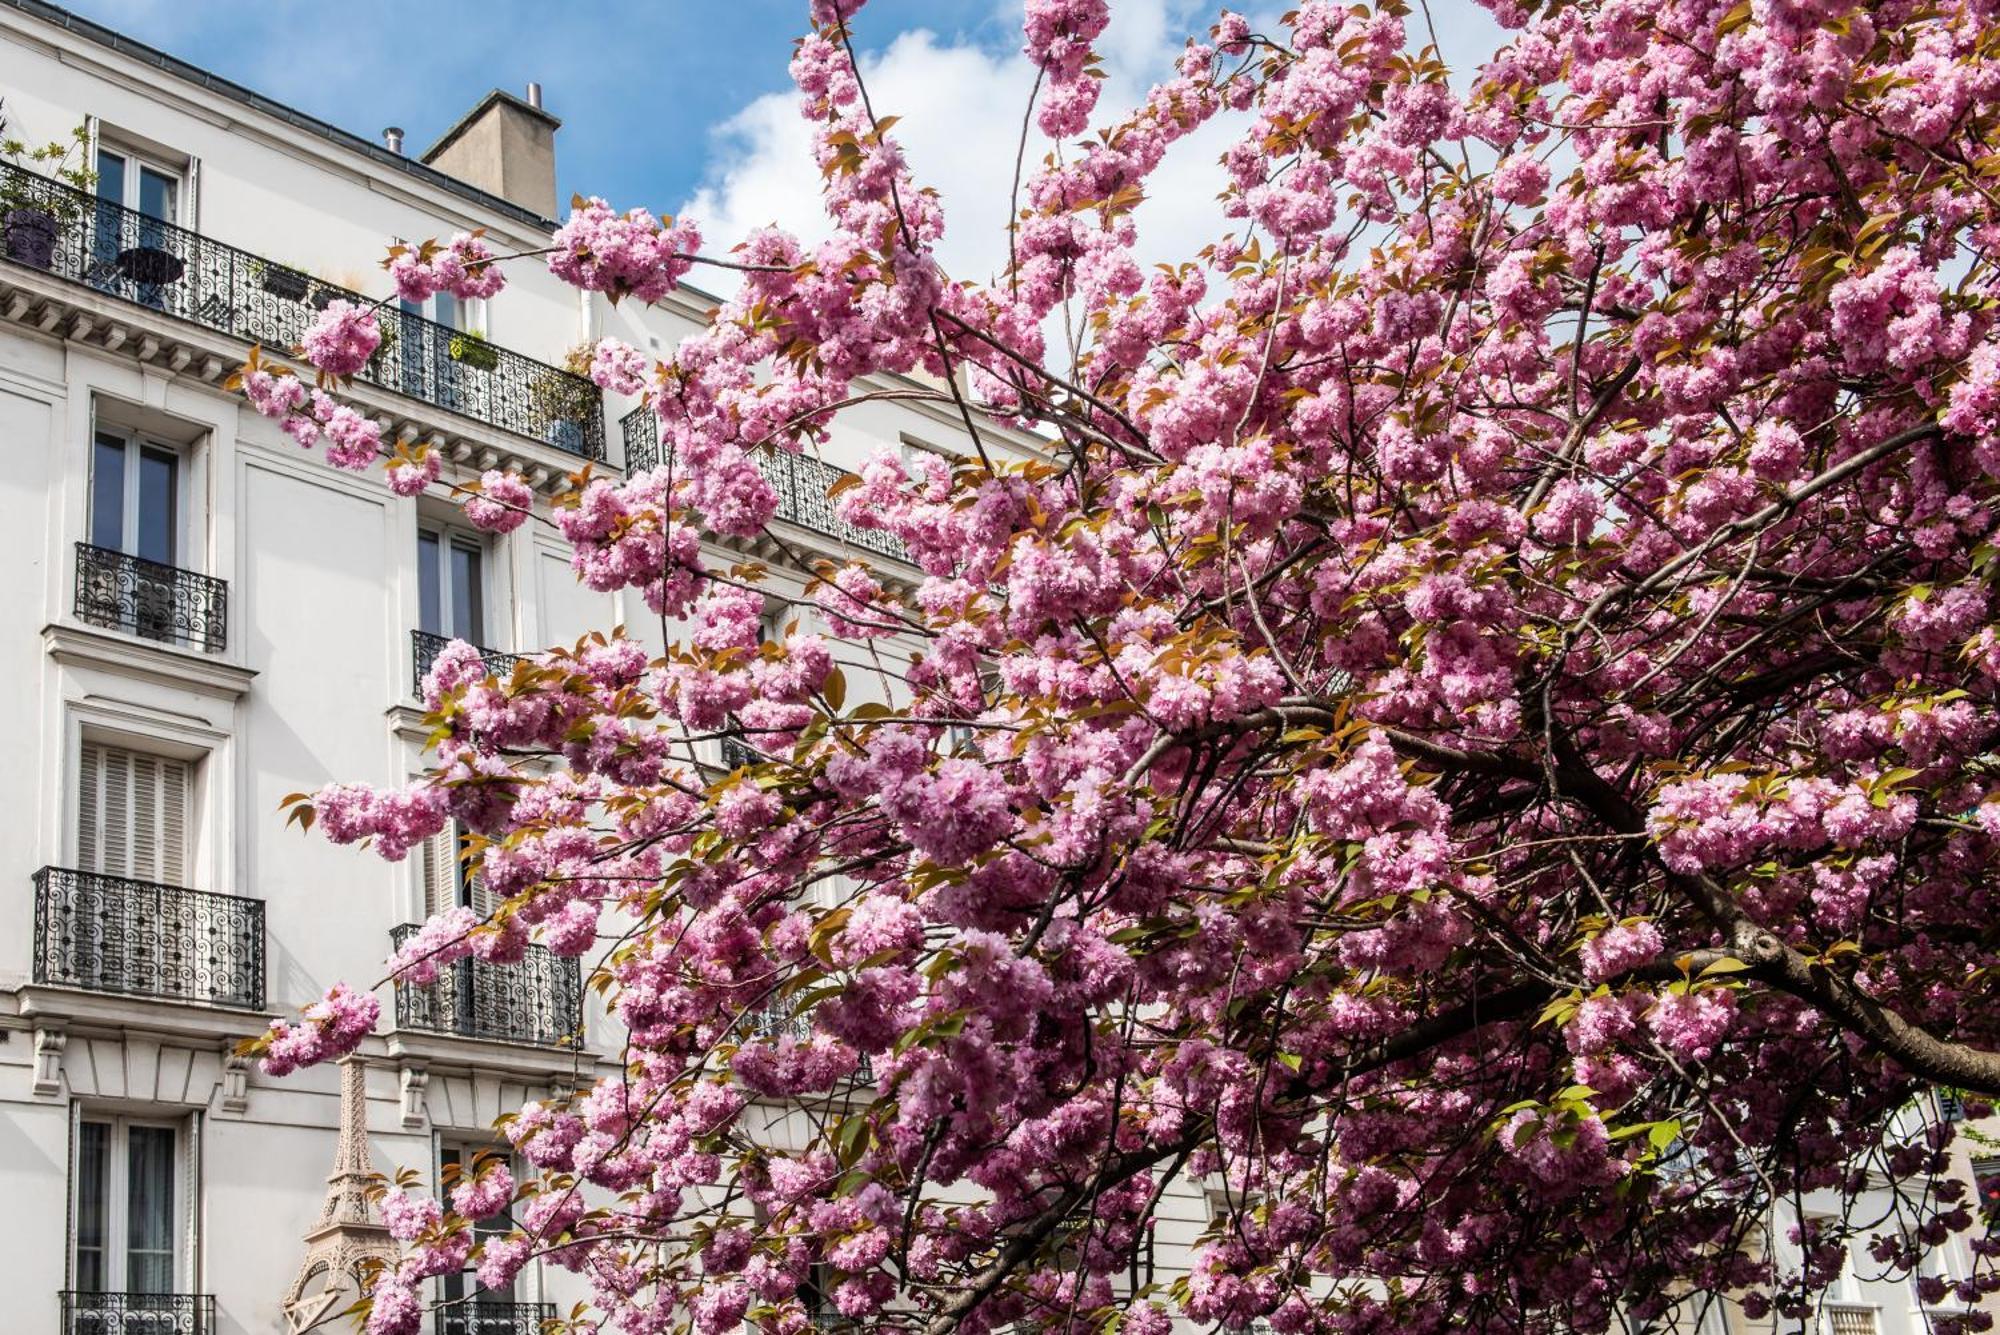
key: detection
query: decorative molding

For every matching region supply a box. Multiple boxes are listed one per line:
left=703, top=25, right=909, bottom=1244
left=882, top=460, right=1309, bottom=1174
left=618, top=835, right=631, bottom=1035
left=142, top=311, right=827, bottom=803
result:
left=218, top=1041, right=250, bottom=1114
left=31, top=1025, right=66, bottom=1098
left=398, top=1061, right=429, bottom=1129
left=43, top=621, right=257, bottom=700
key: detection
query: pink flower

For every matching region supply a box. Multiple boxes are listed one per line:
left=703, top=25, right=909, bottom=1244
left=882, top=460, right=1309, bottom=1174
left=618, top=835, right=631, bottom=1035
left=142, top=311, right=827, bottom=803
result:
left=300, top=300, right=382, bottom=378
left=1579, top=921, right=1664, bottom=984
left=259, top=984, right=380, bottom=1076
left=387, top=450, right=441, bottom=497
left=463, top=470, right=534, bottom=533
left=589, top=337, right=649, bottom=395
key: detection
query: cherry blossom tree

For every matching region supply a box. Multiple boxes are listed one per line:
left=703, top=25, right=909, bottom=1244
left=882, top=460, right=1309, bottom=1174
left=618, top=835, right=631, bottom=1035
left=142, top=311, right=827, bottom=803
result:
left=242, top=0, right=2000, bottom=1331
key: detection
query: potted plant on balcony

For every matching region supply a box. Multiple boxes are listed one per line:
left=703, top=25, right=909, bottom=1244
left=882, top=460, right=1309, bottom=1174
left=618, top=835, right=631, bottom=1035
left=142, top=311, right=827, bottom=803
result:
left=448, top=328, right=501, bottom=372
left=251, top=258, right=312, bottom=302
left=0, top=104, right=96, bottom=271
left=528, top=345, right=599, bottom=453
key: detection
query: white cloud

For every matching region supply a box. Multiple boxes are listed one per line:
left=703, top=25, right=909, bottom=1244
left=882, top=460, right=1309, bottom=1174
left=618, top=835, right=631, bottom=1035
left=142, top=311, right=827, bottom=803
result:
left=679, top=0, right=1510, bottom=306
left=679, top=1, right=1236, bottom=295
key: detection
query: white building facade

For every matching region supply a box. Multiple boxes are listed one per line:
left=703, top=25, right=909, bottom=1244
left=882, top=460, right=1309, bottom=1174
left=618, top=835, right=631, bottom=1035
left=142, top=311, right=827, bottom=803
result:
left=0, top=3, right=1992, bottom=1334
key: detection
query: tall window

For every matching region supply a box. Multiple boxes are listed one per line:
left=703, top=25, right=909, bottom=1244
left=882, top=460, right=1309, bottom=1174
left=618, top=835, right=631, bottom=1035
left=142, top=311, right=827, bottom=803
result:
left=74, top=1115, right=181, bottom=1295
left=78, top=741, right=189, bottom=886
left=438, top=1143, right=516, bottom=1304
left=421, top=825, right=493, bottom=918
left=418, top=526, right=486, bottom=644
left=91, top=431, right=181, bottom=567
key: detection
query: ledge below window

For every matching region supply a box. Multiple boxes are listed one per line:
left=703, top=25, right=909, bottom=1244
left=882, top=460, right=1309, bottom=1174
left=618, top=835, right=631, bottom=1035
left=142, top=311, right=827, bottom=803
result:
left=43, top=622, right=257, bottom=699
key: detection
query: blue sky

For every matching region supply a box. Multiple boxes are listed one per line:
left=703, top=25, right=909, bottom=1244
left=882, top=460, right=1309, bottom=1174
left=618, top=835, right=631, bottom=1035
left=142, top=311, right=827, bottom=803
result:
left=66, top=1, right=1024, bottom=211
left=63, top=0, right=1506, bottom=285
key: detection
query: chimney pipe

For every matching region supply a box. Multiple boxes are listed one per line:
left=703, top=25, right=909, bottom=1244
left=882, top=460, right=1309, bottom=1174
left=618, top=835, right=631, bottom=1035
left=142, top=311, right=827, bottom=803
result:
left=525, top=82, right=543, bottom=110
left=383, top=126, right=404, bottom=154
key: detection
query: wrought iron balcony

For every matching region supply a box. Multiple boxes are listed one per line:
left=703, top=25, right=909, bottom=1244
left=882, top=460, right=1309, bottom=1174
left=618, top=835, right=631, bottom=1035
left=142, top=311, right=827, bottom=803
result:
left=61, top=1290, right=216, bottom=1334
left=620, top=404, right=908, bottom=561
left=34, top=867, right=265, bottom=1010
left=412, top=629, right=526, bottom=694
left=390, top=923, right=581, bottom=1048
left=1, top=162, right=604, bottom=460
left=74, top=542, right=227, bottom=653
left=435, top=1301, right=557, bottom=1335
left=742, top=1000, right=873, bottom=1084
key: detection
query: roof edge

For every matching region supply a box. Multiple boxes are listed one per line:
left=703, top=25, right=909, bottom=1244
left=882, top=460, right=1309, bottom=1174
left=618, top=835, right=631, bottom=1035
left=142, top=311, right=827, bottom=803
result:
left=0, top=0, right=560, bottom=232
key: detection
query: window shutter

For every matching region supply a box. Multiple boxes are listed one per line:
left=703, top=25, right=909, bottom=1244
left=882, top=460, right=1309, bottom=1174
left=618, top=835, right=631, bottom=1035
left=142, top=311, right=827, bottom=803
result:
left=77, top=743, right=190, bottom=884
left=421, top=829, right=456, bottom=918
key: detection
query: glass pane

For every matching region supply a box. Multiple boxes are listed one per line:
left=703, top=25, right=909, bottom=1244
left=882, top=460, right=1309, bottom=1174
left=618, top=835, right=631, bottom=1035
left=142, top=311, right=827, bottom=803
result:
left=126, top=1125, right=176, bottom=1294
left=91, top=435, right=126, bottom=550
left=137, top=167, right=176, bottom=224
left=418, top=531, right=442, bottom=635
left=96, top=150, right=126, bottom=205
left=434, top=292, right=459, bottom=331
left=449, top=541, right=483, bottom=643
left=136, top=447, right=178, bottom=565
left=76, top=1120, right=109, bottom=1294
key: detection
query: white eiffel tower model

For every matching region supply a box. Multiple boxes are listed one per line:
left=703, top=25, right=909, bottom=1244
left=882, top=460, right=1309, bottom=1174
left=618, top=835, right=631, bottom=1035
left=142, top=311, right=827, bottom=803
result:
left=282, top=1056, right=398, bottom=1333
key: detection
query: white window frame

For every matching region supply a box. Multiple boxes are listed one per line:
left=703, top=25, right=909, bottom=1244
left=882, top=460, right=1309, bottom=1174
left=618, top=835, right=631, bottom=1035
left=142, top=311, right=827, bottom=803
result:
left=90, top=426, right=189, bottom=568
left=416, top=520, right=493, bottom=646
left=71, top=1111, right=190, bottom=1294
left=93, top=141, right=185, bottom=225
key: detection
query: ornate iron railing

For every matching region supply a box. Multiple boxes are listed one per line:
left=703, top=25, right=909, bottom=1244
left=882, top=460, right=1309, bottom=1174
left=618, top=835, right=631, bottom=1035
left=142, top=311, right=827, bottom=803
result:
left=34, top=867, right=265, bottom=1010
left=1, top=162, right=604, bottom=459
left=620, top=405, right=908, bottom=561
left=718, top=736, right=763, bottom=770
left=742, top=1000, right=873, bottom=1084
left=435, top=1301, right=557, bottom=1335
left=390, top=924, right=581, bottom=1047
left=74, top=542, right=227, bottom=653
left=60, top=1290, right=216, bottom=1334
left=412, top=630, right=526, bottom=694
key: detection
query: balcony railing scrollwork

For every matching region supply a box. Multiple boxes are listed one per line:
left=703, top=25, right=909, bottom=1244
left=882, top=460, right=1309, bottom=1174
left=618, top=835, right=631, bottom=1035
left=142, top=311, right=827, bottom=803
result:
left=435, top=1301, right=558, bottom=1335
left=390, top=923, right=581, bottom=1048
left=1, top=161, right=604, bottom=459
left=620, top=405, right=908, bottom=562
left=74, top=542, right=227, bottom=653
left=412, top=629, right=526, bottom=694
left=60, top=1289, right=216, bottom=1335
left=34, top=867, right=266, bottom=1010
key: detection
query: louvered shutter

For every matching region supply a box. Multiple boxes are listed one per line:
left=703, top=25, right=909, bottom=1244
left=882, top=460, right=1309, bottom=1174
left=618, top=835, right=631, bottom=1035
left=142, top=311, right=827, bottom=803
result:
left=421, top=825, right=493, bottom=917
left=78, top=743, right=189, bottom=885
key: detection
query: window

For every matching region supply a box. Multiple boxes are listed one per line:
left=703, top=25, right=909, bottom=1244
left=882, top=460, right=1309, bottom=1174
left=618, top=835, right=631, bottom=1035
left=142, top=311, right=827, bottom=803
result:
left=91, top=430, right=182, bottom=568
left=95, top=148, right=180, bottom=225
left=1976, top=1159, right=2000, bottom=1236
left=74, top=1115, right=183, bottom=1295
left=78, top=741, right=189, bottom=886
left=438, top=1143, right=516, bottom=1304
left=421, top=825, right=493, bottom=919
left=418, top=526, right=487, bottom=644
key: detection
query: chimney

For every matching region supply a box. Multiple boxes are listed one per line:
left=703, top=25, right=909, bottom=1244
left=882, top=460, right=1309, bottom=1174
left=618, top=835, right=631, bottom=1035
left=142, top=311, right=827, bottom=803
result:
left=420, top=86, right=560, bottom=218
left=382, top=126, right=404, bottom=154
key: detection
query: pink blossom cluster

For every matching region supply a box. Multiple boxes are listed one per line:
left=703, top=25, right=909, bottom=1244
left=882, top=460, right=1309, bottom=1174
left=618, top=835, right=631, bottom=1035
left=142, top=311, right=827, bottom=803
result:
left=258, top=983, right=380, bottom=1076
left=388, top=231, right=507, bottom=304
left=299, top=299, right=382, bottom=378
left=548, top=197, right=700, bottom=304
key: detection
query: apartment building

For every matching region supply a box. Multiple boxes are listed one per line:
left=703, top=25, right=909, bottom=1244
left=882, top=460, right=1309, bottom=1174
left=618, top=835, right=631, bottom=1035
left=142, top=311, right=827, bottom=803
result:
left=0, top=2, right=1072, bottom=1331
left=0, top=3, right=1990, bottom=1334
